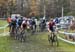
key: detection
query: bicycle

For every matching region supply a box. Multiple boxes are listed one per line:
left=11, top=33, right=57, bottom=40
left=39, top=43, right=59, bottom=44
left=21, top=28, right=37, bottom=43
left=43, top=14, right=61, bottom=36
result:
left=19, top=29, right=27, bottom=42
left=10, top=25, right=16, bottom=38
left=48, top=31, right=59, bottom=46
left=15, top=26, right=21, bottom=40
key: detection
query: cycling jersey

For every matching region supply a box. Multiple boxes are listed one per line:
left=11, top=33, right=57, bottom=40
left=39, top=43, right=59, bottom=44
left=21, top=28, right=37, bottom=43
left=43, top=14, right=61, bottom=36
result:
left=48, top=22, right=55, bottom=32
left=11, top=20, right=16, bottom=27
left=49, top=22, right=55, bottom=27
left=16, top=19, right=19, bottom=27
left=18, top=19, right=23, bottom=26
left=21, top=21, right=27, bottom=29
left=7, top=17, right=11, bottom=23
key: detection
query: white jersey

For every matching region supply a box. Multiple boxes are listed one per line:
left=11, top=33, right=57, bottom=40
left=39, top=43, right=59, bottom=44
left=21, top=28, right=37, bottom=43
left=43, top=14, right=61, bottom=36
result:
left=22, top=20, right=26, bottom=24
left=21, top=20, right=26, bottom=28
left=27, top=21, right=30, bottom=25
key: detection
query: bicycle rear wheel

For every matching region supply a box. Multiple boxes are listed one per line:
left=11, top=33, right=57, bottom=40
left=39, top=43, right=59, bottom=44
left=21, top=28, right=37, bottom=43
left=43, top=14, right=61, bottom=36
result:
left=20, top=30, right=26, bottom=42
left=48, top=35, right=50, bottom=43
left=15, top=27, right=21, bottom=40
left=48, top=34, right=54, bottom=46
left=54, top=35, right=59, bottom=46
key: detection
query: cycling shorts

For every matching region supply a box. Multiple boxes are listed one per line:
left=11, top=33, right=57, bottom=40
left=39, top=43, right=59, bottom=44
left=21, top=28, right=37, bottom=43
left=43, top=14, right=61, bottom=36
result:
left=49, top=27, right=55, bottom=32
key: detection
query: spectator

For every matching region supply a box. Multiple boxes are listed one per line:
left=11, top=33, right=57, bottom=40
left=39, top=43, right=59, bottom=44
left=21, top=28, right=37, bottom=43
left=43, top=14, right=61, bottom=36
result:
left=54, top=17, right=59, bottom=24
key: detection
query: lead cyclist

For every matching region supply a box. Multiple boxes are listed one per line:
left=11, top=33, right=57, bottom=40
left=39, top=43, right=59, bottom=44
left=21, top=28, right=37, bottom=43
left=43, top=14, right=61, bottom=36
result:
left=47, top=18, right=59, bottom=46
left=48, top=18, right=56, bottom=33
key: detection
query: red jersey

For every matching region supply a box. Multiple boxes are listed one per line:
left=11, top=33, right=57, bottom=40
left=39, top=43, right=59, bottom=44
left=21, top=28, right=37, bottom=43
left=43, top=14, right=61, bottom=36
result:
left=48, top=22, right=55, bottom=27
left=23, top=23, right=27, bottom=29
left=7, top=17, right=11, bottom=23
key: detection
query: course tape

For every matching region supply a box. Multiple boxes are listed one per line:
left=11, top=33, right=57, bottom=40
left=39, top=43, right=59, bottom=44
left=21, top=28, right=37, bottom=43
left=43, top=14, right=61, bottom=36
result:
left=58, top=36, right=75, bottom=45
left=59, top=31, right=75, bottom=36
left=0, top=24, right=8, bottom=35
left=58, top=31, right=75, bottom=45
left=0, top=24, right=8, bottom=29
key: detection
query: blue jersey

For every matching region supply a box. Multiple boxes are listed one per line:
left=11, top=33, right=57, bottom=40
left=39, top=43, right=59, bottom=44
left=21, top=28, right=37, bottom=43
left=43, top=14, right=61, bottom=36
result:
left=16, top=19, right=19, bottom=27
left=18, top=19, right=23, bottom=26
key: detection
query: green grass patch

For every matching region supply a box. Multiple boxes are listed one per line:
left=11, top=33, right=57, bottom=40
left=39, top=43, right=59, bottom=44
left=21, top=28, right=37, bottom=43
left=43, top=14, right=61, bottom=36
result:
left=0, top=28, right=9, bottom=34
left=0, top=20, right=7, bottom=27
left=59, top=40, right=75, bottom=52
left=0, top=29, right=4, bottom=34
left=0, top=32, right=75, bottom=52
left=0, top=36, right=12, bottom=52
left=0, top=20, right=8, bottom=34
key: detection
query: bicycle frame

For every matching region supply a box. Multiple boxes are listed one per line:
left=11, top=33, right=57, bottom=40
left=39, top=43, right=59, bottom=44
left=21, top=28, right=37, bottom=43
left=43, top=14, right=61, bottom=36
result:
left=48, top=31, right=59, bottom=46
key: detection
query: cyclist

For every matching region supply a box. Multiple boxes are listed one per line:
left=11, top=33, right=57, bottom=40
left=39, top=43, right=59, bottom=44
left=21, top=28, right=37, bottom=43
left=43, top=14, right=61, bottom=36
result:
left=10, top=17, right=17, bottom=37
left=48, top=18, right=55, bottom=33
left=7, top=16, right=12, bottom=32
left=11, top=16, right=19, bottom=33
left=21, top=18, right=27, bottom=31
left=18, top=17, right=23, bottom=28
left=48, top=18, right=59, bottom=46
left=19, top=18, right=28, bottom=42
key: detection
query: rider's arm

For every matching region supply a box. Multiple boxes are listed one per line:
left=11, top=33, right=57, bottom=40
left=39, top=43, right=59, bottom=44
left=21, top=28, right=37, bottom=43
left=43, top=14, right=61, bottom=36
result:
left=48, top=27, right=51, bottom=33
left=21, top=21, right=24, bottom=29
left=47, top=23, right=51, bottom=33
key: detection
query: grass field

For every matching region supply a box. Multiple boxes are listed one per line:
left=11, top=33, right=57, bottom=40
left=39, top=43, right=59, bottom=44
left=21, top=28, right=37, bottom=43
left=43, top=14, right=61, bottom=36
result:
left=0, top=20, right=7, bottom=27
left=0, top=20, right=8, bottom=34
left=0, top=20, right=75, bottom=52
left=0, top=33, right=75, bottom=52
left=0, top=36, right=12, bottom=52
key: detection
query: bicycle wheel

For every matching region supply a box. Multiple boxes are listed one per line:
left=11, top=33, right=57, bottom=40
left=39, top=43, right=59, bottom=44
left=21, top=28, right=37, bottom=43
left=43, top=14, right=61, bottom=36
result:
left=53, top=35, right=59, bottom=46
left=15, top=27, right=20, bottom=40
left=49, top=32, right=59, bottom=46
left=10, top=26, right=15, bottom=37
left=23, top=33, right=26, bottom=42
left=48, top=34, right=53, bottom=46
left=20, top=30, right=26, bottom=42
left=48, top=35, right=50, bottom=43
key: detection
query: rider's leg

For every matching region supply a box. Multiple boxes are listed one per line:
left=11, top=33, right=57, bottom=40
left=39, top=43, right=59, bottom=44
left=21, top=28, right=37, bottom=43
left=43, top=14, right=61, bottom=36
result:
left=35, top=25, right=37, bottom=31
left=9, top=23, right=11, bottom=32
